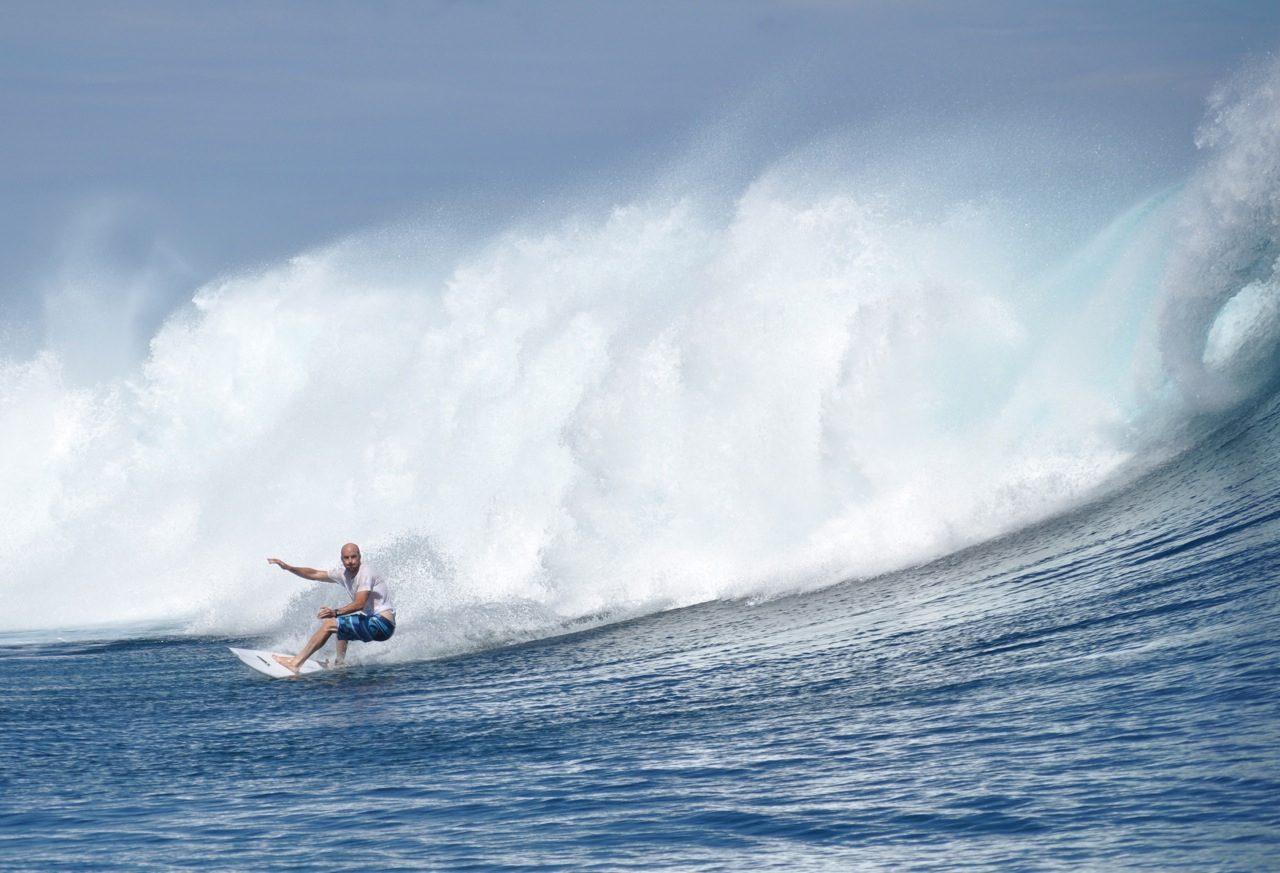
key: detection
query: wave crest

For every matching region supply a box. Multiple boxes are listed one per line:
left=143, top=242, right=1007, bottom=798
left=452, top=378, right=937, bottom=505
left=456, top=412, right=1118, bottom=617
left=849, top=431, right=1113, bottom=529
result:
left=1161, top=55, right=1280, bottom=410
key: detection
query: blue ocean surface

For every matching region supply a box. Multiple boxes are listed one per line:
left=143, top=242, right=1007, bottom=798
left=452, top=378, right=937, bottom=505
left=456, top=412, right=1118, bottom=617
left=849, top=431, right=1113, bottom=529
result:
left=6, top=50, right=1280, bottom=873
left=4, top=391, right=1279, bottom=870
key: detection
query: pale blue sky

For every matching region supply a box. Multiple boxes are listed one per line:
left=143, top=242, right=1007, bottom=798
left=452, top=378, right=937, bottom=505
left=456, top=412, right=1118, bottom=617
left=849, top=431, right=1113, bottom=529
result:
left=3, top=0, right=1279, bottom=337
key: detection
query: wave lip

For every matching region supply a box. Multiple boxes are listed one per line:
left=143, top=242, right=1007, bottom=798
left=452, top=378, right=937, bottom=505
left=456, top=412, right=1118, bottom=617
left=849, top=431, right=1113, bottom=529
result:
left=1160, top=56, right=1280, bottom=412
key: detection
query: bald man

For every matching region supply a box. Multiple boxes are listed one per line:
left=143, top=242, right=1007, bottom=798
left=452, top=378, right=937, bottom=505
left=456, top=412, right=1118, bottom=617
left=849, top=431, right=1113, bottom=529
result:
left=267, top=543, right=397, bottom=673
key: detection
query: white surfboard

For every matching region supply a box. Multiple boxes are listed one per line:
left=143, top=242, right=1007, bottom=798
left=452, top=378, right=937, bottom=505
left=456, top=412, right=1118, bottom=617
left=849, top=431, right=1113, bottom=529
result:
left=229, top=646, right=326, bottom=679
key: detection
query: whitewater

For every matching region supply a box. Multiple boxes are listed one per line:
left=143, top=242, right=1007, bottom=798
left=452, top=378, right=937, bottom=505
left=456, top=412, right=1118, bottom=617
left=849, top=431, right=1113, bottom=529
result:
left=0, top=114, right=1220, bottom=646
left=2, top=57, right=1280, bottom=872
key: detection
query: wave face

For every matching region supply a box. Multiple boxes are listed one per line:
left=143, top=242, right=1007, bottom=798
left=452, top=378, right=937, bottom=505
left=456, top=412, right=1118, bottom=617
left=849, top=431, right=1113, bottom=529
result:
left=6, top=61, right=1280, bottom=653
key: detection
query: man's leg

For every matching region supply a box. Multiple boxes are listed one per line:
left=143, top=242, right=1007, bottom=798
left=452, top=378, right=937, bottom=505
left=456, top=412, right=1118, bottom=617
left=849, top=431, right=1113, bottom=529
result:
left=334, top=638, right=349, bottom=666
left=274, top=618, right=338, bottom=673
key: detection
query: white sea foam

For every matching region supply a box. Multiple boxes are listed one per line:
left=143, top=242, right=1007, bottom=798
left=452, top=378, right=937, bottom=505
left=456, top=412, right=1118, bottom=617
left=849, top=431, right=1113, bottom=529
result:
left=1160, top=56, right=1280, bottom=410
left=6, top=69, right=1280, bottom=656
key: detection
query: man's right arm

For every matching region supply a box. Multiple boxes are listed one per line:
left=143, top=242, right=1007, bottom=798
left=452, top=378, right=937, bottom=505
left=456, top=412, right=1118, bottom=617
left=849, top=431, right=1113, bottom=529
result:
left=267, top=558, right=331, bottom=582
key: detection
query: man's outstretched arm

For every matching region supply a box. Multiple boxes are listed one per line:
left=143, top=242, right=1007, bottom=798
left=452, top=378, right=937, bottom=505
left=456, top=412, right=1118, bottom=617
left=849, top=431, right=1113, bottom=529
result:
left=267, top=558, right=331, bottom=582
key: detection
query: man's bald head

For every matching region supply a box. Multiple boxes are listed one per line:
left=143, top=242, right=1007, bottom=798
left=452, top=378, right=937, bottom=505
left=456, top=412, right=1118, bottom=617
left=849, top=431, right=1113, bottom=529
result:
left=340, top=543, right=362, bottom=574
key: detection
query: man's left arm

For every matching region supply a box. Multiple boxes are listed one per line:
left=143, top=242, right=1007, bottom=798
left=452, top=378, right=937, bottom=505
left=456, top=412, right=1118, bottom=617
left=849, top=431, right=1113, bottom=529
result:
left=321, top=589, right=371, bottom=619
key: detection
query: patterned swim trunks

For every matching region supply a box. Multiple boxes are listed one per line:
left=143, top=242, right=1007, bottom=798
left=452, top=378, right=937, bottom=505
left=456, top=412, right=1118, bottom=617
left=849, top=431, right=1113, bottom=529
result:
left=337, top=613, right=396, bottom=643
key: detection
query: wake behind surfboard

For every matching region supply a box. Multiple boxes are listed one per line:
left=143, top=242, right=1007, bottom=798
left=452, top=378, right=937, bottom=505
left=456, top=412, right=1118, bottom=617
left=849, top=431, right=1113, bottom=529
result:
left=229, top=646, right=326, bottom=679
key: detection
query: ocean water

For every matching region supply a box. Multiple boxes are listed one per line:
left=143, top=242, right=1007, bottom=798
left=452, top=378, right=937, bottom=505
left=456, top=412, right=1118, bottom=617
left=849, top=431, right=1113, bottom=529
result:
left=4, top=60, right=1280, bottom=872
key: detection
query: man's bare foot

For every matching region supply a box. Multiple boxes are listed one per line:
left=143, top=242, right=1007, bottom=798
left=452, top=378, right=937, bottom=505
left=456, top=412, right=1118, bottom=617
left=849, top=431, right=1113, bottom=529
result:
left=272, top=654, right=300, bottom=674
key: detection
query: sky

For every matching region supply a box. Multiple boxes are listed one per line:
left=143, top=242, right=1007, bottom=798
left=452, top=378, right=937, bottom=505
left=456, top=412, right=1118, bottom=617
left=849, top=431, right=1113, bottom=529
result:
left=2, top=0, right=1280, bottom=353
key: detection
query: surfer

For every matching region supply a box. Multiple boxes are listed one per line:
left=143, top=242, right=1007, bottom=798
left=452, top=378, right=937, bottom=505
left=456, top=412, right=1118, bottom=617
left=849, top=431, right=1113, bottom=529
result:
left=267, top=543, right=396, bottom=673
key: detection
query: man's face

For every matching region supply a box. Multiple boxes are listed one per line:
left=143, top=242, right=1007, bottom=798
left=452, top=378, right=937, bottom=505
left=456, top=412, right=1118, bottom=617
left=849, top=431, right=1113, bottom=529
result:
left=341, top=547, right=361, bottom=575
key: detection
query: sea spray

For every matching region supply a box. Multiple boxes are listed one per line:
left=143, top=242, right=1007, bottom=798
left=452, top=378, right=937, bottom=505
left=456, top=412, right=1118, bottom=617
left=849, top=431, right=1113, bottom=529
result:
left=7, top=91, right=1279, bottom=654
left=1160, top=55, right=1280, bottom=410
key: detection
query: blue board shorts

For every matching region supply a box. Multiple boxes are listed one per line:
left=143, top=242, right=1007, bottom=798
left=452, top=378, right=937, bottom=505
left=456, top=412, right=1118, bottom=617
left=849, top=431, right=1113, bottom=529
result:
left=337, top=613, right=396, bottom=643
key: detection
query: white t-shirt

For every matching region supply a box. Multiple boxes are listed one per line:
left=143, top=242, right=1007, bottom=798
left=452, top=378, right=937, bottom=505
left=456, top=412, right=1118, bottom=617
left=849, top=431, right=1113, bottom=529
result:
left=327, top=563, right=396, bottom=619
